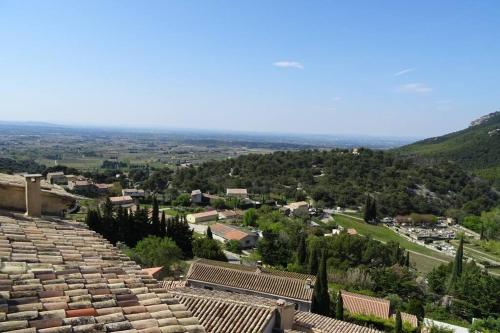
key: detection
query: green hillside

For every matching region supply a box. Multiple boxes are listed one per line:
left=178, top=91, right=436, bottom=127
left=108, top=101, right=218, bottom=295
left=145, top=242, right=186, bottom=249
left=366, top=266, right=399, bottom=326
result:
left=399, top=111, right=500, bottom=185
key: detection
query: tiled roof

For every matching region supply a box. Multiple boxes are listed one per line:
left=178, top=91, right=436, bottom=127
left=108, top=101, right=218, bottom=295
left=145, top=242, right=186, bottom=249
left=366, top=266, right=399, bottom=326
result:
left=186, top=260, right=315, bottom=302
left=293, top=311, right=383, bottom=333
left=109, top=196, right=134, bottom=204
left=167, top=287, right=277, bottom=333
left=399, top=312, right=418, bottom=328
left=0, top=213, right=205, bottom=333
left=141, top=267, right=163, bottom=278
left=341, top=291, right=390, bottom=319
left=209, top=224, right=254, bottom=241
left=186, top=211, right=218, bottom=219
left=225, top=189, right=247, bottom=195
left=161, top=281, right=186, bottom=290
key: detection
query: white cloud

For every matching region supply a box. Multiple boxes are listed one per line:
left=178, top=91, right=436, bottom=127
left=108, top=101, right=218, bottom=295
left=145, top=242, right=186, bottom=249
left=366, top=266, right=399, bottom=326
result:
left=332, top=96, right=342, bottom=102
left=398, top=83, right=432, bottom=94
left=273, top=61, right=304, bottom=69
left=394, top=68, right=415, bottom=76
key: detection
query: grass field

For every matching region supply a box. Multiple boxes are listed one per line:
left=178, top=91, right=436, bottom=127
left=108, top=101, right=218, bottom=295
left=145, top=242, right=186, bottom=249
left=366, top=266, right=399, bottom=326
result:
left=332, top=214, right=451, bottom=273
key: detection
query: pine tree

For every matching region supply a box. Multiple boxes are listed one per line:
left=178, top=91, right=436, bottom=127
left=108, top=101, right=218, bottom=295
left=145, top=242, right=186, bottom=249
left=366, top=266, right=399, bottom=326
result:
left=335, top=290, right=344, bottom=320
left=394, top=309, right=402, bottom=333
left=206, top=226, right=213, bottom=239
left=448, top=235, right=464, bottom=293
left=297, top=232, right=307, bottom=266
left=311, top=253, right=330, bottom=316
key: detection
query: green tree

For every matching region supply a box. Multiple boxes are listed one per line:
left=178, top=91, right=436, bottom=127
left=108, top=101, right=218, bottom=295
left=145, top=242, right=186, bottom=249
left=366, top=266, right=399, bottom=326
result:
left=206, top=226, right=213, bottom=239
left=335, top=290, right=344, bottom=320
left=297, top=232, right=307, bottom=266
left=129, top=236, right=182, bottom=272
left=394, top=309, right=402, bottom=333
left=225, top=240, right=242, bottom=254
left=151, top=196, right=160, bottom=236
left=308, top=245, right=320, bottom=275
left=172, top=193, right=191, bottom=207
left=193, top=238, right=227, bottom=261
left=159, top=211, right=167, bottom=238
left=243, top=208, right=258, bottom=227
left=448, top=235, right=464, bottom=293
left=311, top=253, right=330, bottom=316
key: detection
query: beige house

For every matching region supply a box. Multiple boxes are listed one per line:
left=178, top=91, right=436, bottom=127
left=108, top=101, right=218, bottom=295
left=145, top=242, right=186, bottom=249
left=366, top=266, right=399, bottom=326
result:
left=210, top=223, right=258, bottom=249
left=226, top=188, right=248, bottom=198
left=283, top=201, right=309, bottom=216
left=186, top=210, right=218, bottom=223
left=46, top=171, right=68, bottom=185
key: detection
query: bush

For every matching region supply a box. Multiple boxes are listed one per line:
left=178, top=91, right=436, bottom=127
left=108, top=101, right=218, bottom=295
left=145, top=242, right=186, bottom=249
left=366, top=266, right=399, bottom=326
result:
left=126, top=236, right=183, bottom=276
left=225, top=240, right=242, bottom=254
left=193, top=238, right=227, bottom=261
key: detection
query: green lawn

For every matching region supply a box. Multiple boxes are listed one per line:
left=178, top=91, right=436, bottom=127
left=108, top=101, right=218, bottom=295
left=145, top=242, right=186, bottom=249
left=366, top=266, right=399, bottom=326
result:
left=333, top=214, right=451, bottom=273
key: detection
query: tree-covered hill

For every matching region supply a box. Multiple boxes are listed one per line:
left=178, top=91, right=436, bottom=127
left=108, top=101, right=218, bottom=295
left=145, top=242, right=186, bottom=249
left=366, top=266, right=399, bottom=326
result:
left=398, top=111, right=500, bottom=185
left=172, top=149, right=498, bottom=216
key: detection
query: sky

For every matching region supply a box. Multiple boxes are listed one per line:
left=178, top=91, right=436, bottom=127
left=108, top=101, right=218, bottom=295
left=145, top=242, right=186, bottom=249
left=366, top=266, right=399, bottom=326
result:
left=0, top=1, right=499, bottom=138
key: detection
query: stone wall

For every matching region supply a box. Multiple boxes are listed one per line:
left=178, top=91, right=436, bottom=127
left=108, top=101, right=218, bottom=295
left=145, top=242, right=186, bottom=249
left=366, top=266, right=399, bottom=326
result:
left=0, top=182, right=76, bottom=216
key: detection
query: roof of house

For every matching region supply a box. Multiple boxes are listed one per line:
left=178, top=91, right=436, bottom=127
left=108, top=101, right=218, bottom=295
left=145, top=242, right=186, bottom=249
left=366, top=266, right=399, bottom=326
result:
left=284, top=201, right=309, bottom=210
left=186, top=259, right=315, bottom=302
left=399, top=312, right=418, bottom=328
left=294, top=311, right=382, bottom=333
left=71, top=180, right=92, bottom=187
left=0, top=174, right=75, bottom=199
left=0, top=212, right=205, bottom=333
left=225, top=188, right=247, bottom=195
left=341, top=291, right=391, bottom=319
left=209, top=223, right=255, bottom=241
left=167, top=287, right=277, bottom=333
left=186, top=211, right=218, bottom=219
left=94, top=184, right=111, bottom=190
left=217, top=210, right=242, bottom=219
left=191, top=190, right=201, bottom=196
left=141, top=267, right=163, bottom=277
left=47, top=172, right=65, bottom=176
left=122, top=189, right=145, bottom=194
left=109, top=196, right=134, bottom=204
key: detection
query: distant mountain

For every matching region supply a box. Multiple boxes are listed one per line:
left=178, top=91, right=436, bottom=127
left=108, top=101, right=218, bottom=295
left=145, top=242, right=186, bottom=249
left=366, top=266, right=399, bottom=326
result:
left=399, top=111, right=500, bottom=184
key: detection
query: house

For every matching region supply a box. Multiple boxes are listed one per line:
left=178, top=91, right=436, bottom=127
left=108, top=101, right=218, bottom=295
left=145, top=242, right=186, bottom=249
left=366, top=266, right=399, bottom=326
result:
left=46, top=171, right=68, bottom=185
left=94, top=183, right=112, bottom=195
left=340, top=290, right=418, bottom=328
left=191, top=189, right=203, bottom=203
left=186, top=210, right=219, bottom=223
left=217, top=209, right=243, bottom=220
left=186, top=259, right=316, bottom=311
left=122, top=188, right=145, bottom=198
left=210, top=223, right=258, bottom=249
left=226, top=188, right=248, bottom=198
left=109, top=195, right=136, bottom=209
left=283, top=201, right=309, bottom=216
left=141, top=266, right=163, bottom=279
left=422, top=319, right=469, bottom=333
left=68, top=179, right=93, bottom=191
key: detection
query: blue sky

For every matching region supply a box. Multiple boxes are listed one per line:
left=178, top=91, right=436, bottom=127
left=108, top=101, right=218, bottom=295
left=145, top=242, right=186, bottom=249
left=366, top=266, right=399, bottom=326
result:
left=0, top=1, right=499, bottom=137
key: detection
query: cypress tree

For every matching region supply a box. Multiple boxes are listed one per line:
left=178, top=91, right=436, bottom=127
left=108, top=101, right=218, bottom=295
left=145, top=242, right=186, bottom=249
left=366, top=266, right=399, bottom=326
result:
left=480, top=222, right=485, bottom=240
left=152, top=196, right=160, bottom=236
left=394, top=309, right=402, bottom=333
left=335, top=290, right=344, bottom=320
left=448, top=235, right=464, bottom=292
left=159, top=211, right=167, bottom=238
left=166, top=216, right=173, bottom=238
left=404, top=251, right=410, bottom=267
left=363, top=195, right=373, bottom=222
left=297, top=232, right=307, bottom=266
left=206, top=226, right=213, bottom=239
left=311, top=253, right=330, bottom=316
left=308, top=246, right=319, bottom=275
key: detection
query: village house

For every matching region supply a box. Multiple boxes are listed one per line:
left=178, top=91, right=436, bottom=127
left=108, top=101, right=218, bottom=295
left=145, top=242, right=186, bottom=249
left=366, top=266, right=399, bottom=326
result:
left=67, top=179, right=93, bottom=192
left=94, top=183, right=112, bottom=195
left=217, top=209, right=243, bottom=221
left=340, top=290, right=417, bottom=329
left=282, top=201, right=309, bottom=216
left=226, top=188, right=248, bottom=198
left=109, top=195, right=136, bottom=210
left=46, top=171, right=68, bottom=185
left=191, top=189, right=203, bottom=203
left=186, top=210, right=219, bottom=223
left=210, top=223, right=258, bottom=249
left=122, top=188, right=145, bottom=198
left=186, top=259, right=316, bottom=311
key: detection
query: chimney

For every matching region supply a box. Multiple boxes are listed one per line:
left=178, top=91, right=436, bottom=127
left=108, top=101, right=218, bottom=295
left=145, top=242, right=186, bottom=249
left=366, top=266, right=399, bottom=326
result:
left=275, top=299, right=294, bottom=330
left=24, top=174, right=43, bottom=217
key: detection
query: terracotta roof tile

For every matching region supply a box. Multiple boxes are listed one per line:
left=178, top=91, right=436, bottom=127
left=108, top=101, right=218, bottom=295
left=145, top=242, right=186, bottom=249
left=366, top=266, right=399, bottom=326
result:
left=0, top=213, right=205, bottom=333
left=186, top=259, right=315, bottom=302
left=341, top=291, right=390, bottom=319
left=294, top=311, right=383, bottom=333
